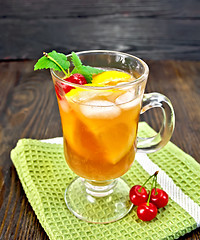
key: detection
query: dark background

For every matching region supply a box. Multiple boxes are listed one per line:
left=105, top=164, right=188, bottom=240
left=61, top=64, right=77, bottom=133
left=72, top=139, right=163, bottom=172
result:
left=0, top=1, right=200, bottom=240
left=0, top=0, right=200, bottom=61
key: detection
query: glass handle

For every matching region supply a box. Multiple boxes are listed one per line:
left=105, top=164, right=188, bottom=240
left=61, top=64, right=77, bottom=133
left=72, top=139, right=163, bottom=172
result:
left=137, top=92, right=175, bottom=153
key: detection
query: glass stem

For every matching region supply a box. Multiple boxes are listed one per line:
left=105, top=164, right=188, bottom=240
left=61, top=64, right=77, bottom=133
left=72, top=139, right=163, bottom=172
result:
left=82, top=178, right=118, bottom=197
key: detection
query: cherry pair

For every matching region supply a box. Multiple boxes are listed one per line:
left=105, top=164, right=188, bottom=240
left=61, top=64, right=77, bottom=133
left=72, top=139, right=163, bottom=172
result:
left=129, top=171, right=169, bottom=221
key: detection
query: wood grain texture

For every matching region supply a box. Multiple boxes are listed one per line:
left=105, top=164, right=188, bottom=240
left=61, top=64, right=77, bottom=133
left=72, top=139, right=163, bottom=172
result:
left=0, top=60, right=199, bottom=239
left=0, top=0, right=200, bottom=60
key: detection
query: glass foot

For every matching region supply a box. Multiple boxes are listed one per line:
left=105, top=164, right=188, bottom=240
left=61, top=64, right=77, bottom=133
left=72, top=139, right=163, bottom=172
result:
left=64, top=177, right=133, bottom=223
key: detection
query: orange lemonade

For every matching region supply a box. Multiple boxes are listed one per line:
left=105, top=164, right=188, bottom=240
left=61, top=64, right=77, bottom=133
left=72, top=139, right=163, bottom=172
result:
left=35, top=50, right=175, bottom=224
left=57, top=70, right=142, bottom=181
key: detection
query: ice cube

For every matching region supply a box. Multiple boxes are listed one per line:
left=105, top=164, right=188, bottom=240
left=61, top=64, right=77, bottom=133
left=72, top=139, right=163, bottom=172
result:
left=115, top=91, right=135, bottom=103
left=59, top=99, right=69, bottom=112
left=80, top=100, right=121, bottom=119
left=116, top=82, right=135, bottom=90
left=115, top=91, right=141, bottom=110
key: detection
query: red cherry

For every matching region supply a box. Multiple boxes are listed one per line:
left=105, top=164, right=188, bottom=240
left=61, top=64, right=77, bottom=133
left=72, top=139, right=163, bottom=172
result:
left=150, top=188, right=169, bottom=208
left=55, top=73, right=87, bottom=99
left=129, top=185, right=148, bottom=206
left=137, top=202, right=157, bottom=221
left=55, top=84, right=62, bottom=100
left=63, top=73, right=87, bottom=92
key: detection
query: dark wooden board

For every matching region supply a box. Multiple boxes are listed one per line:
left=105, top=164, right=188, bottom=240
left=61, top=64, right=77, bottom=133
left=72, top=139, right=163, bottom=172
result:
left=1, top=0, right=200, bottom=18
left=0, top=59, right=200, bottom=239
left=0, top=0, right=200, bottom=60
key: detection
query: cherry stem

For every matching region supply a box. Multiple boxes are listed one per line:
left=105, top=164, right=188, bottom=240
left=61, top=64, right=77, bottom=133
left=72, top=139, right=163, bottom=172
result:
left=147, top=174, right=156, bottom=206
left=138, top=171, right=159, bottom=193
left=43, top=52, right=69, bottom=77
left=154, top=174, right=158, bottom=195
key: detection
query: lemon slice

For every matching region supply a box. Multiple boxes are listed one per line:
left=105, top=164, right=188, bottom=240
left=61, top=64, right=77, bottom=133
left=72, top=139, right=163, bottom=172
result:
left=65, top=84, right=117, bottom=103
left=92, top=71, right=132, bottom=85
left=65, top=70, right=131, bottom=98
left=65, top=83, right=93, bottom=98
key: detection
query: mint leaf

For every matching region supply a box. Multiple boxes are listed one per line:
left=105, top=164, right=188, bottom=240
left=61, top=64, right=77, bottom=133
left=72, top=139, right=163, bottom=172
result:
left=71, top=52, right=93, bottom=82
left=49, top=51, right=70, bottom=70
left=34, top=55, right=60, bottom=71
left=71, top=52, right=105, bottom=83
left=80, top=66, right=94, bottom=83
left=34, top=51, right=70, bottom=73
left=71, top=52, right=82, bottom=68
left=83, top=66, right=104, bottom=75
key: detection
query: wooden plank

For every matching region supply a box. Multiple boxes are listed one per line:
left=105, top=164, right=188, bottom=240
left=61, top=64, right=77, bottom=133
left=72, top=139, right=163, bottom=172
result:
left=1, top=0, right=200, bottom=19
left=0, top=0, right=200, bottom=60
left=0, top=17, right=200, bottom=60
left=0, top=60, right=59, bottom=239
left=0, top=60, right=199, bottom=239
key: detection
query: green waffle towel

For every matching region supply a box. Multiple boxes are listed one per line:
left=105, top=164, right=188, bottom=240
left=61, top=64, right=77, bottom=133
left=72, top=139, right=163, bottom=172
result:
left=10, top=122, right=200, bottom=240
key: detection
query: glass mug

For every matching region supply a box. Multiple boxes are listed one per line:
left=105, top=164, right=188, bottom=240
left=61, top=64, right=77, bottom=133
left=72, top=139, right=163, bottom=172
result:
left=51, top=50, right=175, bottom=223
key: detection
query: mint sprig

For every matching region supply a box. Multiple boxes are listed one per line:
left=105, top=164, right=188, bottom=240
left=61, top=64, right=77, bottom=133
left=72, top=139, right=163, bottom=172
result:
left=34, top=50, right=105, bottom=83
left=34, top=51, right=70, bottom=76
left=71, top=52, right=104, bottom=83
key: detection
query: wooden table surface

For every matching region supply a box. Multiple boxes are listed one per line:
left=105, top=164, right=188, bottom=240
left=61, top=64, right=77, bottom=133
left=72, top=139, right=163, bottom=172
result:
left=0, top=59, right=199, bottom=239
